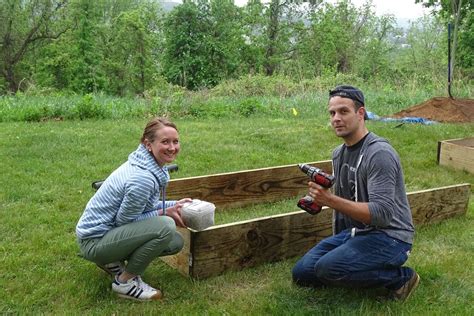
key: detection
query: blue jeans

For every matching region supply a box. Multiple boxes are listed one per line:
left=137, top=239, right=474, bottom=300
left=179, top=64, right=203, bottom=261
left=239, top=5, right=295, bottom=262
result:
left=292, top=229, right=413, bottom=290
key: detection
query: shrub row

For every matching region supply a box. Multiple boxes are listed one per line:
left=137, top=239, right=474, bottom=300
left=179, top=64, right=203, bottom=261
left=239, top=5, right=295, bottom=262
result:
left=1, top=75, right=471, bottom=122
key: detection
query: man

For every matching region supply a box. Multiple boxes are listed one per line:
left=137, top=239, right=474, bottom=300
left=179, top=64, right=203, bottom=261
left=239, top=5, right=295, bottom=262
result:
left=292, top=85, right=419, bottom=301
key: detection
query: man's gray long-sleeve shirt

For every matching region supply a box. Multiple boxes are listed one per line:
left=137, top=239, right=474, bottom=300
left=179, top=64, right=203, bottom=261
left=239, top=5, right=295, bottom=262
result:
left=332, top=132, right=415, bottom=244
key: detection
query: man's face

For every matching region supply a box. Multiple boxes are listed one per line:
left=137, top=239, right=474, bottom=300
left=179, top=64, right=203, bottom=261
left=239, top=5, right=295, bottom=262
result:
left=328, top=96, right=364, bottom=139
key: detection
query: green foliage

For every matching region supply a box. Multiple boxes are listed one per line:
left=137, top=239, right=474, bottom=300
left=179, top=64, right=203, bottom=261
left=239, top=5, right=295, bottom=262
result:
left=162, top=1, right=244, bottom=90
left=34, top=43, right=74, bottom=91
left=2, top=0, right=472, bottom=96
left=415, top=0, right=474, bottom=81
left=74, top=94, right=105, bottom=119
left=354, top=14, right=399, bottom=80
left=2, top=74, right=473, bottom=123
left=212, top=74, right=303, bottom=97
left=237, top=97, right=264, bottom=117
left=69, top=0, right=107, bottom=93
left=0, top=0, right=69, bottom=94
left=398, top=16, right=446, bottom=83
left=457, top=9, right=474, bottom=77
left=144, top=76, right=188, bottom=99
left=240, top=0, right=267, bottom=74
left=25, top=0, right=165, bottom=97
left=105, top=2, right=164, bottom=96
left=188, top=100, right=229, bottom=118
left=296, top=0, right=386, bottom=78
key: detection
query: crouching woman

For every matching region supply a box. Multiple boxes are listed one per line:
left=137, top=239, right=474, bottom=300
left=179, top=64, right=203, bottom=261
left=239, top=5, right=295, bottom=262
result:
left=76, top=117, right=190, bottom=301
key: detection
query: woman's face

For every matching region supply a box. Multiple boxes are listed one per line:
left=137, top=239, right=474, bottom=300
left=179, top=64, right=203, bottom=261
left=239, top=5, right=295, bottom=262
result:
left=145, top=126, right=180, bottom=166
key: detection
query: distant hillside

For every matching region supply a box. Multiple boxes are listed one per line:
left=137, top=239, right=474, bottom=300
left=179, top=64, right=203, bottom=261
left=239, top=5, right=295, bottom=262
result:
left=397, top=17, right=417, bottom=30
left=159, top=1, right=417, bottom=32
left=160, top=1, right=180, bottom=12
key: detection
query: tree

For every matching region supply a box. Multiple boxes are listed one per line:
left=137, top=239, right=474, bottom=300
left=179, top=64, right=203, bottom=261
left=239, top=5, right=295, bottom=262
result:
left=68, top=0, right=106, bottom=93
left=106, top=2, right=163, bottom=96
left=394, top=15, right=446, bottom=84
left=0, top=0, right=69, bottom=93
left=456, top=8, right=473, bottom=77
left=32, top=0, right=159, bottom=95
left=162, top=0, right=244, bottom=90
left=240, top=0, right=266, bottom=74
left=261, top=0, right=322, bottom=76
left=416, top=0, right=474, bottom=93
left=298, top=0, right=374, bottom=77
left=354, top=14, right=398, bottom=80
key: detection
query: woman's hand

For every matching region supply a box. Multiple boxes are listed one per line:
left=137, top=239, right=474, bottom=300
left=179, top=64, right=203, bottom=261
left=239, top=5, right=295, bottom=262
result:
left=164, top=198, right=192, bottom=228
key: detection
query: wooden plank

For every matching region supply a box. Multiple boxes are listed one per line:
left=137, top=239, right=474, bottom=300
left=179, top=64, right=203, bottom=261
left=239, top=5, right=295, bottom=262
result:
left=190, top=210, right=333, bottom=279
left=167, top=161, right=333, bottom=210
left=160, top=227, right=192, bottom=277
left=409, top=183, right=471, bottom=225
left=438, top=137, right=474, bottom=174
left=162, top=183, right=470, bottom=279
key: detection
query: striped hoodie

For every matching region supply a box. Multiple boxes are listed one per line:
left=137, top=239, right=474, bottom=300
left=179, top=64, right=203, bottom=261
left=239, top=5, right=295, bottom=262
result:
left=76, top=144, right=176, bottom=240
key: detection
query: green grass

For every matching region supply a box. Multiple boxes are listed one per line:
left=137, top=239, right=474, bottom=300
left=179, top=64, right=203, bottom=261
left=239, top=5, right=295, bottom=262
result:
left=1, top=114, right=473, bottom=314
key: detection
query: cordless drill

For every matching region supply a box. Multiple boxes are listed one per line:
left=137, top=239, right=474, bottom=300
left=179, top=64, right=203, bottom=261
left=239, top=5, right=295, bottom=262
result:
left=297, top=163, right=335, bottom=215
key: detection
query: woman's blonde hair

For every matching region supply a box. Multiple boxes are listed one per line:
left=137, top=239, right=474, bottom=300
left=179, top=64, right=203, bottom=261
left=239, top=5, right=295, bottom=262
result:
left=140, top=117, right=178, bottom=144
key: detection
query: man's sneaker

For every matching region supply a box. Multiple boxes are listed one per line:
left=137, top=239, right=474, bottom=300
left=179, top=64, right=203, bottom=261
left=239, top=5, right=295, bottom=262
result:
left=391, top=271, right=420, bottom=301
left=112, top=276, right=163, bottom=301
left=97, top=262, right=125, bottom=277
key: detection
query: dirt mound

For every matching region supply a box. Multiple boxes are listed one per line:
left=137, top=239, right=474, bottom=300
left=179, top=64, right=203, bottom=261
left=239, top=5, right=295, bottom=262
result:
left=391, top=97, right=474, bottom=123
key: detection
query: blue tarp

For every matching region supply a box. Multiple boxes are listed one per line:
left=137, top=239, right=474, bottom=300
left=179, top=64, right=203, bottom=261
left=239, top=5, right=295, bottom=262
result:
left=367, top=111, right=437, bottom=125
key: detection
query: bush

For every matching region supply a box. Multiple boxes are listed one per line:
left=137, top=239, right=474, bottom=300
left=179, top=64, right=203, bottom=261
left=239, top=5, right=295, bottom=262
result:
left=210, top=74, right=304, bottom=97
left=0, top=74, right=465, bottom=122
left=74, top=94, right=107, bottom=120
left=236, top=98, right=263, bottom=117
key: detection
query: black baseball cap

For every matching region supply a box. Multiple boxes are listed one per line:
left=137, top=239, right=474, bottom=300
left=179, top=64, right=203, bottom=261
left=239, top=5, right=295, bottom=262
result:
left=329, top=85, right=368, bottom=119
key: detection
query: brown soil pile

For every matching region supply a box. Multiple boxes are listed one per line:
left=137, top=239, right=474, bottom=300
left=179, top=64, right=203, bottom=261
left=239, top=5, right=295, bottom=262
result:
left=391, top=97, right=474, bottom=123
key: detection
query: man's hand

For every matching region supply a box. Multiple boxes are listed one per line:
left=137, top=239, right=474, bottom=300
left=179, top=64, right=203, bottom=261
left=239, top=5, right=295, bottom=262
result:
left=308, top=181, right=332, bottom=207
left=165, top=198, right=192, bottom=228
left=308, top=181, right=371, bottom=224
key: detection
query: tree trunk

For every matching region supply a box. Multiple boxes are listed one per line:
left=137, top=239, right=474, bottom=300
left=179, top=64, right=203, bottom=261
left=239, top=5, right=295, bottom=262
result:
left=450, top=0, right=463, bottom=84
left=4, top=65, right=19, bottom=93
left=0, top=0, right=68, bottom=93
left=264, top=0, right=280, bottom=76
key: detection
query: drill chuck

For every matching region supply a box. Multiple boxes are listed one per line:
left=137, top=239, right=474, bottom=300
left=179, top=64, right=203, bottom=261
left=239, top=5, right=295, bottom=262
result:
left=298, top=164, right=334, bottom=188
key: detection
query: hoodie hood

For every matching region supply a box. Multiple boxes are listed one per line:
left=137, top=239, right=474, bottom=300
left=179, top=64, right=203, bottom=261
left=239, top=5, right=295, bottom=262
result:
left=128, top=144, right=170, bottom=187
left=333, top=132, right=388, bottom=164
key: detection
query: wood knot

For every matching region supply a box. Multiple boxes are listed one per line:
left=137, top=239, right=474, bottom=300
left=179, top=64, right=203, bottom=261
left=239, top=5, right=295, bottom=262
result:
left=246, top=229, right=261, bottom=248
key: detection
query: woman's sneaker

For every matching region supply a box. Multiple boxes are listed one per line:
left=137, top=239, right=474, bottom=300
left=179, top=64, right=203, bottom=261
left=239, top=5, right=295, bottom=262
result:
left=97, top=262, right=125, bottom=277
left=112, top=276, right=163, bottom=301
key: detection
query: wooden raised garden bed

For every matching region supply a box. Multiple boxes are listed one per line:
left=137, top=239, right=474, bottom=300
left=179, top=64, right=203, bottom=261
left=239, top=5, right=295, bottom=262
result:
left=438, top=137, right=474, bottom=174
left=162, top=161, right=471, bottom=279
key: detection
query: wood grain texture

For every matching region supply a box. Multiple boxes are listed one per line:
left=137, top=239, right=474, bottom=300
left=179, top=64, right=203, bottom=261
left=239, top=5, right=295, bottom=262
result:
left=161, top=162, right=470, bottom=279
left=409, top=183, right=471, bottom=225
left=438, top=137, right=474, bottom=174
left=167, top=161, right=333, bottom=209
left=189, top=209, right=333, bottom=279
left=160, top=227, right=192, bottom=276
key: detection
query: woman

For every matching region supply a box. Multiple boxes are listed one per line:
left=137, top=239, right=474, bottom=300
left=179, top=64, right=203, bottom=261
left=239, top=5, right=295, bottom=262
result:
left=76, top=117, right=190, bottom=301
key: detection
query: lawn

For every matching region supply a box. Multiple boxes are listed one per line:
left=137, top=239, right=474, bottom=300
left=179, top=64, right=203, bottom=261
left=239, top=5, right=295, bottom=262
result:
left=1, top=115, right=473, bottom=315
